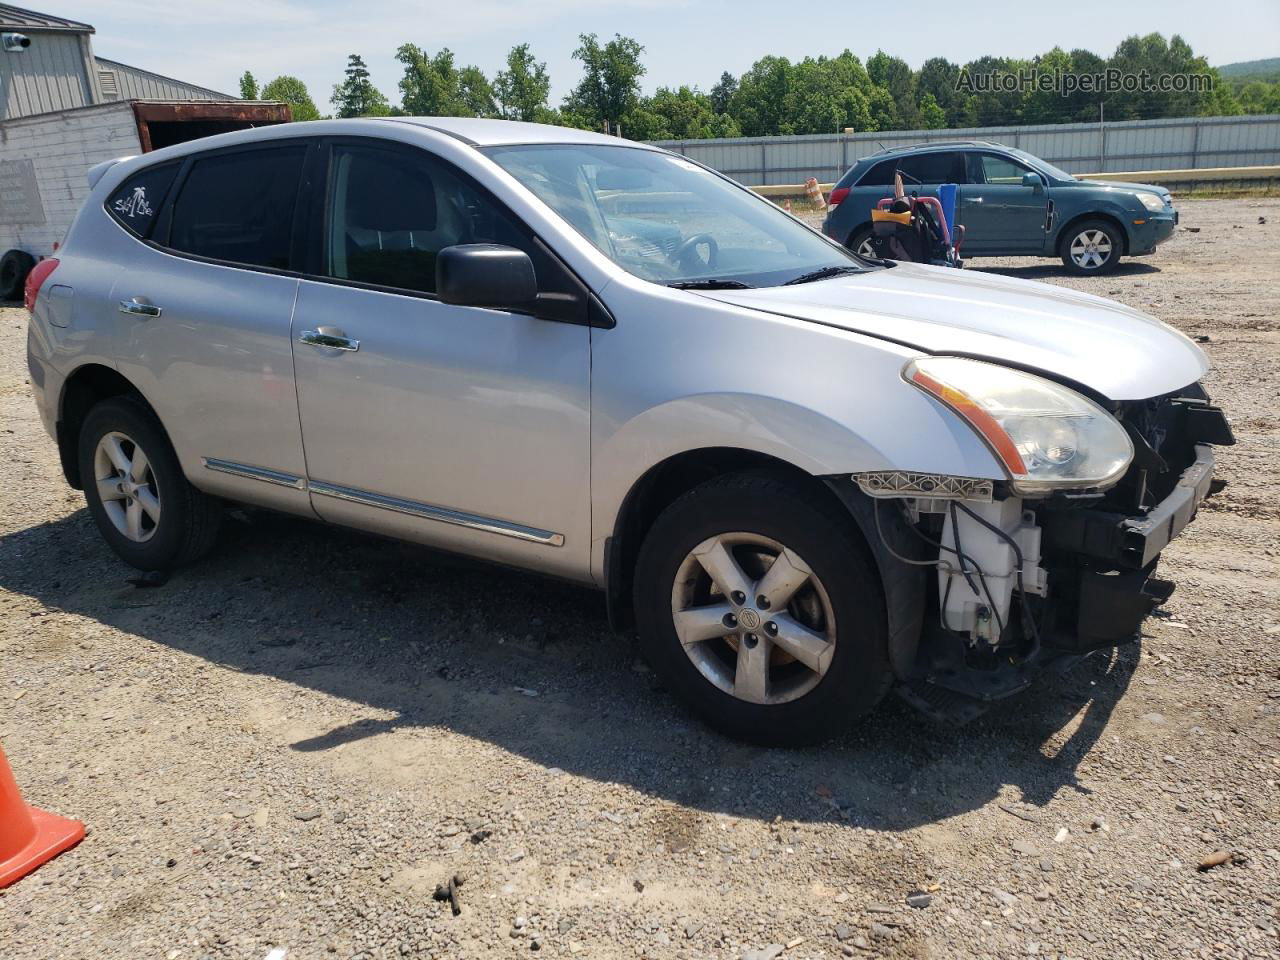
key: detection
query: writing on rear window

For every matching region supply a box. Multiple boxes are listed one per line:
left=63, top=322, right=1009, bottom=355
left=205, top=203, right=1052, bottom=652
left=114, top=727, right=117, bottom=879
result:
left=113, top=186, right=153, bottom=220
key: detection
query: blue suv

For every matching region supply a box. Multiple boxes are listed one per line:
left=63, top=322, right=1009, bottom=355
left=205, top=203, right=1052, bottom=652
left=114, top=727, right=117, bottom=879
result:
left=822, top=141, right=1178, bottom=275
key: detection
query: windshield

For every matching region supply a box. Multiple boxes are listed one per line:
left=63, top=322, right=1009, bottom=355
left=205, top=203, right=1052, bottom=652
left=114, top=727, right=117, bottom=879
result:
left=1012, top=148, right=1076, bottom=182
left=482, top=143, right=869, bottom=288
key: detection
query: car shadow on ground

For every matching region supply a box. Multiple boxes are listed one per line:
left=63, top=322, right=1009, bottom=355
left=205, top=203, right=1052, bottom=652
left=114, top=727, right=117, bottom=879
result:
left=970, top=261, right=1162, bottom=281
left=1, top=505, right=1137, bottom=832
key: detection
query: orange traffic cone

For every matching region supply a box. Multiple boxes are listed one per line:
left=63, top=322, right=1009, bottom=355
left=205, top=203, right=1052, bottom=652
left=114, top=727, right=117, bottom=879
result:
left=0, top=744, right=84, bottom=888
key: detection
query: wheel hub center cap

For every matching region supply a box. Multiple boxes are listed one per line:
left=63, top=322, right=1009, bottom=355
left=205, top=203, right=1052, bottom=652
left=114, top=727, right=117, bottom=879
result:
left=738, top=608, right=761, bottom=631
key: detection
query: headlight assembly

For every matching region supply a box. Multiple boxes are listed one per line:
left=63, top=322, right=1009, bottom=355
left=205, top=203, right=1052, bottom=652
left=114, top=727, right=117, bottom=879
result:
left=905, top=357, right=1134, bottom=496
left=1137, top=192, right=1167, bottom=213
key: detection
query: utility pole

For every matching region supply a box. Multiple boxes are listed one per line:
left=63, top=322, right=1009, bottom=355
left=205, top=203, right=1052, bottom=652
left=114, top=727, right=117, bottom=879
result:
left=1098, top=102, right=1106, bottom=171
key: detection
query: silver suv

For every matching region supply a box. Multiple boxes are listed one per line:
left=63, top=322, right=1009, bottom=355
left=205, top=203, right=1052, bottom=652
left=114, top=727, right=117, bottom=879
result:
left=27, top=118, right=1233, bottom=743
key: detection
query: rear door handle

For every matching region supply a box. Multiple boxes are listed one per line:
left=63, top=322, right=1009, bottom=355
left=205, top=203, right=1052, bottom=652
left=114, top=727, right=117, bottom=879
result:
left=299, top=328, right=360, bottom=352
left=119, top=298, right=162, bottom=318
left=969, top=196, right=984, bottom=204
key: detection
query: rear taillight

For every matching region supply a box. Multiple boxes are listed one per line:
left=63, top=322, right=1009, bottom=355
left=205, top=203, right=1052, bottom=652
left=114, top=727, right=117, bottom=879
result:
left=23, top=258, right=59, bottom=312
left=827, top=186, right=850, bottom=208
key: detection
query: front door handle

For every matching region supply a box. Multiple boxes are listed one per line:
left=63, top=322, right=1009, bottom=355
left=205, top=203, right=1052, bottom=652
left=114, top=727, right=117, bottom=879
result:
left=969, top=196, right=984, bottom=204
left=299, top=328, right=360, bottom=352
left=119, top=297, right=162, bottom=318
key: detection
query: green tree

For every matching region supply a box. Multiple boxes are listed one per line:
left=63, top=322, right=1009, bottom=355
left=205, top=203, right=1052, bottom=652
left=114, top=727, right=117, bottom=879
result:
left=625, top=86, right=741, bottom=140
left=563, top=33, right=646, bottom=130
left=917, top=92, right=946, bottom=129
left=239, top=71, right=258, bottom=100
left=917, top=57, right=966, bottom=126
left=710, top=71, right=737, bottom=114
left=729, top=55, right=793, bottom=135
left=260, top=75, right=321, bottom=121
left=397, top=45, right=495, bottom=117
left=495, top=43, right=551, bottom=121
left=1237, top=79, right=1280, bottom=114
left=867, top=50, right=917, bottom=128
left=331, top=54, right=390, bottom=118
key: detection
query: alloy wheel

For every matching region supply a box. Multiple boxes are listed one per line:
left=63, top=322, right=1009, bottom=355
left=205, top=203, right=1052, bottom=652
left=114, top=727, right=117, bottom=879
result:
left=1068, top=228, right=1113, bottom=270
left=670, top=533, right=836, bottom=705
left=93, top=431, right=161, bottom=542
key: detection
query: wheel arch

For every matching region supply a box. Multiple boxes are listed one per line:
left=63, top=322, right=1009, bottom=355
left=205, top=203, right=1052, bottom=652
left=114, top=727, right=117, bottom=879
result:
left=603, top=447, right=926, bottom=682
left=845, top=220, right=873, bottom=249
left=56, top=364, right=155, bottom=489
left=1054, top=209, right=1130, bottom=257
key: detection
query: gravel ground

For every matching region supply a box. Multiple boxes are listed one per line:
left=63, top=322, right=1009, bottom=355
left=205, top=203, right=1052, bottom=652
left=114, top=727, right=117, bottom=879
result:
left=1, top=197, right=1278, bottom=960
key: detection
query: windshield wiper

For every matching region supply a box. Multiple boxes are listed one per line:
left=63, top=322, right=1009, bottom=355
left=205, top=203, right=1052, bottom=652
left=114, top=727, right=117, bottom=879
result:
left=668, top=279, right=753, bottom=290
left=783, top=265, right=863, bottom=285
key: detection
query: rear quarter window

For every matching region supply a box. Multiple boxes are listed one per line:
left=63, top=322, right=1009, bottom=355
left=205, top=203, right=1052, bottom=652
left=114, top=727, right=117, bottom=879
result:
left=106, top=162, right=179, bottom=239
left=167, top=145, right=307, bottom=270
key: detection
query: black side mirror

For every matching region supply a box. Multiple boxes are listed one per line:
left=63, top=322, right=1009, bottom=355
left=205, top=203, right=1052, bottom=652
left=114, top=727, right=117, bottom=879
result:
left=436, top=244, right=536, bottom=311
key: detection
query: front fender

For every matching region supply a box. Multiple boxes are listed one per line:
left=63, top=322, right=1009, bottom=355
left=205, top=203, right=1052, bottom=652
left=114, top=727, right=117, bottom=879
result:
left=1050, top=195, right=1143, bottom=253
left=589, top=390, right=1003, bottom=583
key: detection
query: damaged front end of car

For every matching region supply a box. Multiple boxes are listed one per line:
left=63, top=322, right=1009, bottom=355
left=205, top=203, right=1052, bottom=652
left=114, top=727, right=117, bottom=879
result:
left=833, top=360, right=1234, bottom=724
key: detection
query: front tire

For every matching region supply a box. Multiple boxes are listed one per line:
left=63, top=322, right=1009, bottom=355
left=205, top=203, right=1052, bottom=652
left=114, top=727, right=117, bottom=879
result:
left=78, top=396, right=222, bottom=570
left=633, top=472, right=890, bottom=745
left=1060, top=219, right=1122, bottom=274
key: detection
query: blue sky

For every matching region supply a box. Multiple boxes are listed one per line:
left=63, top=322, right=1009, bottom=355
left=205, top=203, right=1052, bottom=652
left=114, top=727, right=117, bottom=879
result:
left=53, top=0, right=1280, bottom=108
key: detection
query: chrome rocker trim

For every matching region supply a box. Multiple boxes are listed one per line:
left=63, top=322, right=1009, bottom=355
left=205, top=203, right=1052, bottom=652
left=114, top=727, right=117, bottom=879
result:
left=202, top=457, right=307, bottom=490
left=202, top=458, right=564, bottom=547
left=308, top=480, right=565, bottom=547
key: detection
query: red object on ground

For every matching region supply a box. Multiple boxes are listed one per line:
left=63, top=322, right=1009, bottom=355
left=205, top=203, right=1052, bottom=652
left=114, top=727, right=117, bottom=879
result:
left=0, top=744, right=84, bottom=888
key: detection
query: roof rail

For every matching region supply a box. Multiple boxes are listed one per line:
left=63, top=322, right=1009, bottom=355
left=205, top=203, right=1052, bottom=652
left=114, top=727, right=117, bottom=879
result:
left=866, top=139, right=1006, bottom=156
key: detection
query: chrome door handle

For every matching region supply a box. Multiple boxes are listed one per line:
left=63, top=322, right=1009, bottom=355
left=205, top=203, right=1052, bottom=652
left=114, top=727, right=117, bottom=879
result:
left=299, top=329, right=360, bottom=352
left=118, top=298, right=162, bottom=318
left=970, top=196, right=984, bottom=203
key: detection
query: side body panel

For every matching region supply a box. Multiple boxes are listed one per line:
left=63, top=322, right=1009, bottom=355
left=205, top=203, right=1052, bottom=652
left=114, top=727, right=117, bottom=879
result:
left=291, top=279, right=592, bottom=580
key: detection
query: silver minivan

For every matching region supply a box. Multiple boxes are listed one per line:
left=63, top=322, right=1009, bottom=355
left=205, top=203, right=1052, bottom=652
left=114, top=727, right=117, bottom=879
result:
left=26, top=118, right=1233, bottom=743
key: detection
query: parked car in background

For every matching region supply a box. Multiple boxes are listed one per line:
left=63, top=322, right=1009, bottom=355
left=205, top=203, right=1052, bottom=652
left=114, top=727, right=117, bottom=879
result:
left=27, top=119, right=1230, bottom=743
left=823, top=140, right=1179, bottom=274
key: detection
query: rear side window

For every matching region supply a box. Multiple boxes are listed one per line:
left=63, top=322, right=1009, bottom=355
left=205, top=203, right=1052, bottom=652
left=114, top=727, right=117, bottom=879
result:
left=858, top=151, right=964, bottom=186
left=106, top=162, right=179, bottom=239
left=168, top=145, right=306, bottom=270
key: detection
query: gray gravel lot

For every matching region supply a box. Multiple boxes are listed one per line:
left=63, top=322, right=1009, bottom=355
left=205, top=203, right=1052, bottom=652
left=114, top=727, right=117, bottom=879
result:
left=1, top=197, right=1278, bottom=960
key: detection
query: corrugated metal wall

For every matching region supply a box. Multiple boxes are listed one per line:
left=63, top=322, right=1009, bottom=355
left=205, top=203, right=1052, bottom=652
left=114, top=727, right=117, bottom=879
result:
left=0, top=31, right=96, bottom=120
left=651, top=115, right=1280, bottom=185
left=95, top=58, right=229, bottom=102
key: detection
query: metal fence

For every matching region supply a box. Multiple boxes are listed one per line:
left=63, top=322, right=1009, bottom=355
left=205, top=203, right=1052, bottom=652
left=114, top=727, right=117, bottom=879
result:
left=650, top=114, right=1280, bottom=186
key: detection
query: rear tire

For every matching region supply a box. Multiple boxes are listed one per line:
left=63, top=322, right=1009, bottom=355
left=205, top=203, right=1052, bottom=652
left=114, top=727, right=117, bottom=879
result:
left=848, top=225, right=875, bottom=260
left=78, top=396, right=222, bottom=570
left=633, top=472, right=891, bottom=745
left=0, top=249, right=35, bottom=302
left=1059, top=219, right=1122, bottom=274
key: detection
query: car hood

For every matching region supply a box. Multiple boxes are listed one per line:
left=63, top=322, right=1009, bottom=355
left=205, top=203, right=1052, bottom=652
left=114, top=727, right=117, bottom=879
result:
left=1074, top=178, right=1171, bottom=198
left=700, top=262, right=1207, bottom=401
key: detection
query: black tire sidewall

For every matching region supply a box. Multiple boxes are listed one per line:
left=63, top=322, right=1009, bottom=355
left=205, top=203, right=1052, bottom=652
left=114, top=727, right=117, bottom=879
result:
left=634, top=476, right=890, bottom=744
left=849, top=225, right=873, bottom=256
left=1061, top=219, right=1121, bottom=274
left=0, top=250, right=34, bottom=301
left=78, top=398, right=192, bottom=570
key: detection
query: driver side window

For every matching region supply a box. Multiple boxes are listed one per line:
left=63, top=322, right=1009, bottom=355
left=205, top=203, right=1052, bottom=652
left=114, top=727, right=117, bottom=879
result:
left=323, top=143, right=538, bottom=295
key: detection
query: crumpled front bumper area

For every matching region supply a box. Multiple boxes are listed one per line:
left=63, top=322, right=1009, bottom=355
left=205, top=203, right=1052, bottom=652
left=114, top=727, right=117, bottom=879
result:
left=1040, top=444, right=1217, bottom=653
